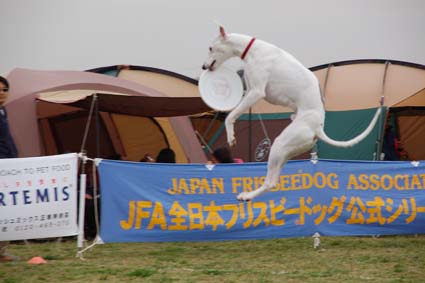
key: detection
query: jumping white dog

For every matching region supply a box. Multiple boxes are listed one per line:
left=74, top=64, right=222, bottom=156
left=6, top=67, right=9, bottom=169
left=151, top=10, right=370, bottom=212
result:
left=202, top=27, right=381, bottom=201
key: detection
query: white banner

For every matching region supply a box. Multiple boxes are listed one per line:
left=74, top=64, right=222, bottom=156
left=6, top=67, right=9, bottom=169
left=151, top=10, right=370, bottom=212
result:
left=0, top=153, right=79, bottom=241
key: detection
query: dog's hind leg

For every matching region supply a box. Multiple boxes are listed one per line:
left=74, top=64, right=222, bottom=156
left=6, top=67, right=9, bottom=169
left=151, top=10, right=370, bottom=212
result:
left=237, top=120, right=316, bottom=201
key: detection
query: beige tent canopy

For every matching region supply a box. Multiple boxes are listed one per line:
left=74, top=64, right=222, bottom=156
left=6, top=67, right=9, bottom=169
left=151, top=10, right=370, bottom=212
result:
left=5, top=68, right=210, bottom=162
left=312, top=59, right=425, bottom=110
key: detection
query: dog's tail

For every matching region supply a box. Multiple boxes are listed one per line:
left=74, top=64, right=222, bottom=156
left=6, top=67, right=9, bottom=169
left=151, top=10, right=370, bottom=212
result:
left=316, top=107, right=382, bottom=148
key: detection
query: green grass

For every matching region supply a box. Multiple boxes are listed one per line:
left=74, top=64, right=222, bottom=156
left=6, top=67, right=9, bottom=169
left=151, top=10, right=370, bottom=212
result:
left=1, top=235, right=425, bottom=283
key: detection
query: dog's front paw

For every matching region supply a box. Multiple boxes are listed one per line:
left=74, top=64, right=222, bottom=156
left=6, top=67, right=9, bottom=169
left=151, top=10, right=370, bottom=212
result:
left=236, top=192, right=252, bottom=202
left=225, top=125, right=236, bottom=147
left=227, top=137, right=237, bottom=147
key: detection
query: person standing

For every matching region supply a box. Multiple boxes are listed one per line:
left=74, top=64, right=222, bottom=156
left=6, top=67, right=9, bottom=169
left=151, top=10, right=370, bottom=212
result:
left=0, top=75, right=19, bottom=262
left=0, top=76, right=17, bottom=159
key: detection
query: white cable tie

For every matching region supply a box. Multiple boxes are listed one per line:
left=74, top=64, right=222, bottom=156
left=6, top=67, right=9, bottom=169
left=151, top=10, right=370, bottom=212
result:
left=94, top=158, right=103, bottom=166
left=310, top=152, right=318, bottom=165
left=94, top=235, right=104, bottom=245
left=78, top=153, right=95, bottom=163
left=411, top=161, right=420, bottom=167
left=205, top=164, right=215, bottom=171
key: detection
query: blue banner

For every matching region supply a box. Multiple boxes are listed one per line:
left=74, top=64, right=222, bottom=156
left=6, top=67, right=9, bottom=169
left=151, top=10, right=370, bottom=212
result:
left=98, top=159, right=425, bottom=242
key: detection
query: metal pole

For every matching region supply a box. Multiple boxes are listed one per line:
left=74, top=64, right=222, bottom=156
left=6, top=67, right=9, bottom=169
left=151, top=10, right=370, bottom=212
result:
left=375, top=61, right=390, bottom=160
left=77, top=155, right=87, bottom=250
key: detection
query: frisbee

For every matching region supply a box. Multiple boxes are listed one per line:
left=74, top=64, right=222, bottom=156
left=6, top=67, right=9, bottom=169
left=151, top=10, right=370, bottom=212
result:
left=199, top=67, right=243, bottom=111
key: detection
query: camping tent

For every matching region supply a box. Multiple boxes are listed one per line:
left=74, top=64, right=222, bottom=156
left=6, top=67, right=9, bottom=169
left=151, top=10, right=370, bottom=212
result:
left=88, top=65, right=295, bottom=162
left=87, top=65, right=225, bottom=160
left=7, top=60, right=425, bottom=163
left=314, top=59, right=425, bottom=161
left=5, top=68, right=210, bottom=163
left=189, top=60, right=425, bottom=161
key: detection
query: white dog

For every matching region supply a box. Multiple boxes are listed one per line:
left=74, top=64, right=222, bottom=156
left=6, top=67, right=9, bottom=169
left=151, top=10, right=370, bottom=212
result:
left=202, top=27, right=381, bottom=201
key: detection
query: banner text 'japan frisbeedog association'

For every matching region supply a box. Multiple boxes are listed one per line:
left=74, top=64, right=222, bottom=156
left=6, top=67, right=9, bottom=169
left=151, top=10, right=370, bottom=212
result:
left=98, top=159, right=425, bottom=242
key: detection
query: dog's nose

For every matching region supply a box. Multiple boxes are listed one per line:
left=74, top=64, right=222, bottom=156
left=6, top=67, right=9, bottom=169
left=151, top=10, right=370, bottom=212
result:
left=202, top=64, right=207, bottom=70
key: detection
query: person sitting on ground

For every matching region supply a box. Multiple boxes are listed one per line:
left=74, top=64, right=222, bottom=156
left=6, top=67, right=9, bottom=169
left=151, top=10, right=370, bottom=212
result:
left=156, top=148, right=176, bottom=163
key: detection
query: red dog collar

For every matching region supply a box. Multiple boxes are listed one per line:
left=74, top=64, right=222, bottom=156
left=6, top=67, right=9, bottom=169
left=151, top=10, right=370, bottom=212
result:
left=241, top=38, right=256, bottom=60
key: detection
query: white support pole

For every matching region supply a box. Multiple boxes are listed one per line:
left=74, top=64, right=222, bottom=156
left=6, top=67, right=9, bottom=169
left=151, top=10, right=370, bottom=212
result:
left=76, top=156, right=101, bottom=259
left=77, top=173, right=87, bottom=249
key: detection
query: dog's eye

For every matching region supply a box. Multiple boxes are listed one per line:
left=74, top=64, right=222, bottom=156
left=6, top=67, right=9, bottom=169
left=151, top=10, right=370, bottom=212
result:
left=209, top=47, right=212, bottom=52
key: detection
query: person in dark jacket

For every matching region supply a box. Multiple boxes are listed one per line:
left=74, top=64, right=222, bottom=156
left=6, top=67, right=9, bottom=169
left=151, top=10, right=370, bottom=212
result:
left=0, top=76, right=18, bottom=158
left=0, top=76, right=19, bottom=262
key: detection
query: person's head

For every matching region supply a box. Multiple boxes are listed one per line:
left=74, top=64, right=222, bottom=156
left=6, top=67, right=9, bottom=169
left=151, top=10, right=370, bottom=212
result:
left=0, top=76, right=10, bottom=106
left=156, top=148, right=176, bottom=163
left=212, top=147, right=234, bottom=163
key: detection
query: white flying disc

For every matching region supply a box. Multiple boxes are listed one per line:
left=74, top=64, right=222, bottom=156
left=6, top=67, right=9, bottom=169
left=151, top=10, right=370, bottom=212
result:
left=199, top=67, right=243, bottom=111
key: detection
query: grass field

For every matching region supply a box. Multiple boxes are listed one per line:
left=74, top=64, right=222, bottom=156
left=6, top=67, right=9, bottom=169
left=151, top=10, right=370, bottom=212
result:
left=1, top=235, right=424, bottom=283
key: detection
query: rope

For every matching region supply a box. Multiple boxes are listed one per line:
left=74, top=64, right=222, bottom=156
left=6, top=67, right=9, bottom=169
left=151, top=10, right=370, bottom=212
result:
left=257, top=113, right=270, bottom=141
left=76, top=235, right=103, bottom=260
left=255, top=112, right=272, bottom=162
left=92, top=161, right=100, bottom=235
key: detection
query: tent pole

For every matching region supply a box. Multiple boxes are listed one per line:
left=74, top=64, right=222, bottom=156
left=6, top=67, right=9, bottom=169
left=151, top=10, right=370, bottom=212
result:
left=76, top=94, right=98, bottom=257
left=77, top=153, right=87, bottom=253
left=375, top=62, right=390, bottom=160
left=195, top=130, right=213, bottom=154
left=376, top=107, right=389, bottom=160
left=80, top=93, right=98, bottom=154
left=203, top=112, right=220, bottom=140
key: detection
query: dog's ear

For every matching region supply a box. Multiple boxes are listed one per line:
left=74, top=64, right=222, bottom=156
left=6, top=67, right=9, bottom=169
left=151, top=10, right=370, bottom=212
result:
left=219, top=26, right=227, bottom=40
